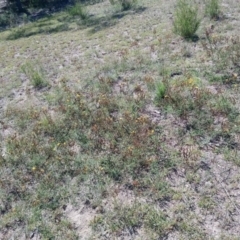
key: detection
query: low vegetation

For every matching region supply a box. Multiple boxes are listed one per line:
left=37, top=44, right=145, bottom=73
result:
left=21, top=62, right=48, bottom=89
left=173, top=0, right=201, bottom=40
left=110, top=0, right=138, bottom=11
left=1, top=0, right=240, bottom=239
left=68, top=2, right=89, bottom=19
left=205, top=0, right=221, bottom=19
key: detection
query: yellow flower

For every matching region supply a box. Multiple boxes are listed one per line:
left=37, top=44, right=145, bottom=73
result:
left=148, top=129, right=155, bottom=135
left=187, top=78, right=195, bottom=85
left=32, top=166, right=36, bottom=171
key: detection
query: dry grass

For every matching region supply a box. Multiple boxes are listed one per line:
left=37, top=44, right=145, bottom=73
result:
left=1, top=0, right=240, bottom=239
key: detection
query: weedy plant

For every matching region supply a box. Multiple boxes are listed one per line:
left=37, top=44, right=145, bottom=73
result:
left=68, top=1, right=88, bottom=20
left=201, top=31, right=240, bottom=78
left=92, top=202, right=173, bottom=238
left=21, top=62, right=48, bottom=89
left=205, top=0, right=220, bottom=19
left=173, top=0, right=201, bottom=40
left=155, top=76, right=238, bottom=142
left=109, top=0, right=137, bottom=11
left=155, top=81, right=167, bottom=102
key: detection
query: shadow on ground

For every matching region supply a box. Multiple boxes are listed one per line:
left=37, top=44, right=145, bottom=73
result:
left=4, top=6, right=146, bottom=40
left=87, top=6, right=146, bottom=34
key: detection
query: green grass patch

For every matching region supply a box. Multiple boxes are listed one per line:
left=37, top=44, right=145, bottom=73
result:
left=68, top=2, right=89, bottom=20
left=21, top=62, right=48, bottom=89
left=173, top=0, right=201, bottom=40
left=205, top=0, right=221, bottom=19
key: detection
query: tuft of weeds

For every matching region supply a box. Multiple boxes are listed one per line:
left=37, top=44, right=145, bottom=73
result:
left=144, top=206, right=174, bottom=238
left=173, top=0, right=201, bottom=40
left=224, top=147, right=240, bottom=166
left=177, top=221, right=207, bottom=239
left=4, top=106, right=40, bottom=130
left=107, top=202, right=143, bottom=234
left=92, top=202, right=174, bottom=238
left=109, top=0, right=138, bottom=11
left=202, top=32, right=240, bottom=80
left=7, top=27, right=27, bottom=40
left=68, top=1, right=89, bottom=20
left=155, top=76, right=206, bottom=116
left=21, top=62, right=48, bottom=89
left=205, top=0, right=221, bottom=20
left=198, top=196, right=216, bottom=210
left=155, top=76, right=238, bottom=147
left=155, top=81, right=167, bottom=102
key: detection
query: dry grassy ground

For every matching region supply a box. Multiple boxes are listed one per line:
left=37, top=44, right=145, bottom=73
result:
left=1, top=0, right=240, bottom=239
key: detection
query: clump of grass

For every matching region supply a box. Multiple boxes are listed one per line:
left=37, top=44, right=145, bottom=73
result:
left=7, top=27, right=27, bottom=40
left=110, top=0, right=137, bottom=11
left=205, top=0, right=220, bottom=19
left=173, top=0, right=201, bottom=40
left=155, top=76, right=206, bottom=117
left=120, top=0, right=137, bottom=10
left=21, top=62, right=48, bottom=89
left=198, top=196, right=215, bottom=210
left=155, top=81, right=167, bottom=101
left=68, top=2, right=88, bottom=20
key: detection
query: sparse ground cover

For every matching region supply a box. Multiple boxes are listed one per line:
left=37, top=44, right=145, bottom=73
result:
left=1, top=0, right=240, bottom=239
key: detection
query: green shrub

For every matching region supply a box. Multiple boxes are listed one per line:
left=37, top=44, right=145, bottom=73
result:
left=173, top=0, right=201, bottom=39
left=205, top=0, right=220, bottom=19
